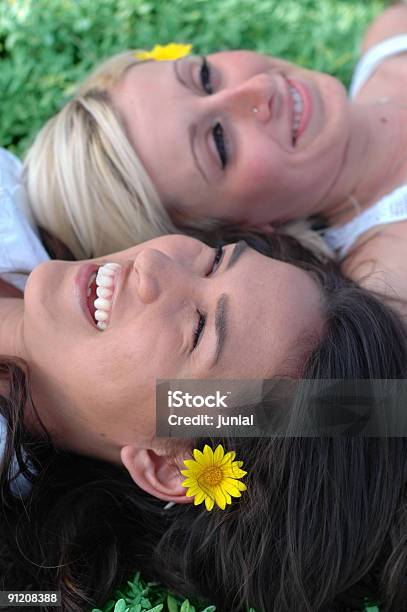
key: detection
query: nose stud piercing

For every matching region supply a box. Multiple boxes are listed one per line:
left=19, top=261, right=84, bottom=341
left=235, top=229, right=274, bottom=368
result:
left=252, top=107, right=259, bottom=114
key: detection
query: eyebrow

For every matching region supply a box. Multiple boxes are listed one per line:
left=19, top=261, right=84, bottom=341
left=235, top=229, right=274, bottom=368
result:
left=210, top=241, right=249, bottom=370
left=173, top=60, right=210, bottom=185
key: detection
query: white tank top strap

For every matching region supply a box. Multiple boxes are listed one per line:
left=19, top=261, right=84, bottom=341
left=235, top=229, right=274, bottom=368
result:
left=322, top=184, right=407, bottom=259
left=350, top=34, right=407, bottom=98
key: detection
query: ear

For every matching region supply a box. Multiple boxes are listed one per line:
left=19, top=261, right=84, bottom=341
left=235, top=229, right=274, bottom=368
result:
left=120, top=445, right=193, bottom=505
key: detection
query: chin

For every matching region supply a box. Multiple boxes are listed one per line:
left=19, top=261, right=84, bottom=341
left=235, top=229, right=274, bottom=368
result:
left=24, top=260, right=67, bottom=331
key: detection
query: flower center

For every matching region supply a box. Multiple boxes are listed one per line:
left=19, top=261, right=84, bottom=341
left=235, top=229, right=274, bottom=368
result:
left=201, top=467, right=223, bottom=486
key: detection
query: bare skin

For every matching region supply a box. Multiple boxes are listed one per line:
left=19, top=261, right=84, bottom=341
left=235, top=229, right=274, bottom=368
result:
left=338, top=4, right=407, bottom=317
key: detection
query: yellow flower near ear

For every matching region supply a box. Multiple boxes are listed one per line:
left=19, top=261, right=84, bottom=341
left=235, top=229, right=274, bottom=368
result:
left=134, top=43, right=192, bottom=61
left=181, top=444, right=247, bottom=511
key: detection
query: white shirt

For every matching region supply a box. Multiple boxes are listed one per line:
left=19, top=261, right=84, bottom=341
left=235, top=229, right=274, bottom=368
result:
left=0, top=147, right=50, bottom=496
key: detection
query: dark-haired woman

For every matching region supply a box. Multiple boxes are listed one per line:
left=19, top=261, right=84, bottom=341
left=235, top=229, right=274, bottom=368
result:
left=1, top=225, right=407, bottom=611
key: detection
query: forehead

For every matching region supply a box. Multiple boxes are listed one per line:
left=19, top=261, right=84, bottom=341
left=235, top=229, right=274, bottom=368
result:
left=111, top=59, right=201, bottom=203
left=192, top=249, right=324, bottom=379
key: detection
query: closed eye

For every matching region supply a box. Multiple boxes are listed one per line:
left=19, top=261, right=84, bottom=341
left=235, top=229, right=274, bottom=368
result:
left=199, top=57, right=229, bottom=169
left=192, top=245, right=224, bottom=350
left=193, top=311, right=206, bottom=350
left=212, top=123, right=228, bottom=169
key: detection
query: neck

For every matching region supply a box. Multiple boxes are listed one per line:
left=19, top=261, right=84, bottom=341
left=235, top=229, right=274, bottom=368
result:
left=322, top=100, right=407, bottom=224
left=0, top=297, right=121, bottom=464
left=0, top=297, right=25, bottom=361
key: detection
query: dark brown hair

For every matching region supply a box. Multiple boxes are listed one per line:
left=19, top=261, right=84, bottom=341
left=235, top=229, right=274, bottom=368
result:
left=1, top=231, right=407, bottom=612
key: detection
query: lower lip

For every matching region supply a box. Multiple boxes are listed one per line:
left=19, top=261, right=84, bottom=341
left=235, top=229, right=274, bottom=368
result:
left=288, top=79, right=312, bottom=143
left=76, top=263, right=100, bottom=329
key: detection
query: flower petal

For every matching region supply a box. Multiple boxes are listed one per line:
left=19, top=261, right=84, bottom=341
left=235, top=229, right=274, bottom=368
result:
left=194, top=491, right=206, bottom=505
left=222, top=466, right=247, bottom=479
left=219, top=485, right=232, bottom=505
left=223, top=478, right=247, bottom=494
left=203, top=445, right=214, bottom=464
left=134, top=43, right=192, bottom=61
left=185, top=486, right=200, bottom=497
left=205, top=496, right=215, bottom=511
left=213, top=445, right=225, bottom=464
left=181, top=478, right=198, bottom=487
left=214, top=487, right=227, bottom=510
left=220, top=451, right=236, bottom=465
left=193, top=448, right=210, bottom=466
left=182, top=459, right=199, bottom=470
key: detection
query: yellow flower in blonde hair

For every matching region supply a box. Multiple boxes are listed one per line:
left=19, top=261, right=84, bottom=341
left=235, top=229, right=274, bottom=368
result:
left=181, top=444, right=247, bottom=511
left=134, top=43, right=192, bottom=61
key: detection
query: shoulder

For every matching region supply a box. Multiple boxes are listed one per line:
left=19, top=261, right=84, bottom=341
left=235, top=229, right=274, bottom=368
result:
left=361, top=4, right=407, bottom=54
left=341, top=221, right=407, bottom=313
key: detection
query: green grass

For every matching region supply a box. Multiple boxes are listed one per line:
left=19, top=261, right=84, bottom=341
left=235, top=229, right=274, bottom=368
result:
left=91, top=571, right=217, bottom=612
left=90, top=571, right=380, bottom=612
left=0, top=1, right=387, bottom=610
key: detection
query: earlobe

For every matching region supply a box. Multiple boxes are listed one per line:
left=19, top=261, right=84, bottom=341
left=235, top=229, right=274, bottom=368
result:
left=120, top=446, right=193, bottom=504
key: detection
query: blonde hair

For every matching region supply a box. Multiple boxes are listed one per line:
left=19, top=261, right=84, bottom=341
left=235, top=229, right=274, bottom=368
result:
left=24, top=50, right=332, bottom=260
left=24, top=52, right=178, bottom=259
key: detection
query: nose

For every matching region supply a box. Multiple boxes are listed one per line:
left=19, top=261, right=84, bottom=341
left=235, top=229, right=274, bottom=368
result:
left=132, top=248, right=194, bottom=305
left=211, top=73, right=273, bottom=123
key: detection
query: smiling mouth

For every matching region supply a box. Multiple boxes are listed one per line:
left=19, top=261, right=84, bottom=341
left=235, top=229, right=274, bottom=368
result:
left=287, top=82, right=304, bottom=146
left=86, top=263, right=122, bottom=330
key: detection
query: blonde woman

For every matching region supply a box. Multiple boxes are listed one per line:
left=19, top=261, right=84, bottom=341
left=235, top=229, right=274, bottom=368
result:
left=23, top=45, right=334, bottom=261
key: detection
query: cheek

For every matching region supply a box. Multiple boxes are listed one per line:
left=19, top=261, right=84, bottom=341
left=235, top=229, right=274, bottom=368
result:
left=236, top=147, right=287, bottom=200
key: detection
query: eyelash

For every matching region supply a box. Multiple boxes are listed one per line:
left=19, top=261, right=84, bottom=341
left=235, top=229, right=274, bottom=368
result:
left=199, top=57, right=229, bottom=170
left=192, top=245, right=224, bottom=350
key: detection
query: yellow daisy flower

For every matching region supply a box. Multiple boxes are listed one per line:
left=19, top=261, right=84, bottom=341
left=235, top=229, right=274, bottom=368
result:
left=181, top=444, right=247, bottom=511
left=134, top=43, right=192, bottom=61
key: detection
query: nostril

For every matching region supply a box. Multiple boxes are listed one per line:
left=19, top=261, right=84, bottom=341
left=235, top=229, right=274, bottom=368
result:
left=252, top=98, right=272, bottom=123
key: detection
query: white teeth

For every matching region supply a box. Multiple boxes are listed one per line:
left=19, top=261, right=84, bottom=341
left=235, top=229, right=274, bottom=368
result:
left=96, top=272, right=114, bottom=288
left=91, top=262, right=122, bottom=331
left=95, top=310, right=109, bottom=322
left=288, top=85, right=303, bottom=144
left=94, top=297, right=111, bottom=311
left=96, top=286, right=113, bottom=298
